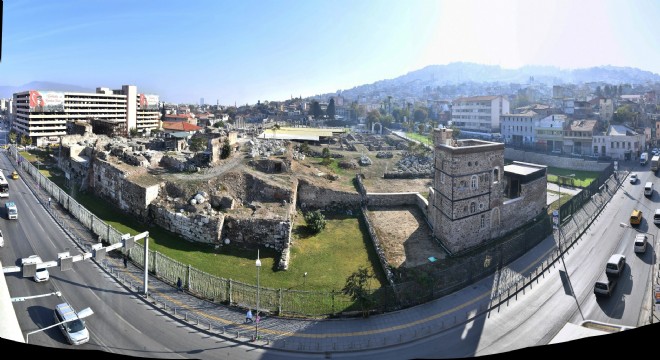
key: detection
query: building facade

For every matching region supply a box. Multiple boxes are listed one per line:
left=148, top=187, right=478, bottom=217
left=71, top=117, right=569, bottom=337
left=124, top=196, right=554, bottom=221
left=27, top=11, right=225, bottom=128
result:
left=12, top=85, right=160, bottom=145
left=428, top=128, right=547, bottom=254
left=534, top=114, right=567, bottom=153
left=592, top=125, right=645, bottom=160
left=563, top=119, right=597, bottom=155
left=500, top=110, right=543, bottom=146
left=451, top=95, right=510, bottom=133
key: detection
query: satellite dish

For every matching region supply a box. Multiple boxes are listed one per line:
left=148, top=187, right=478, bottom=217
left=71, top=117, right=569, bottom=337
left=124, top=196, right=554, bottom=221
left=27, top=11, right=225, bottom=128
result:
left=224, top=238, right=230, bottom=245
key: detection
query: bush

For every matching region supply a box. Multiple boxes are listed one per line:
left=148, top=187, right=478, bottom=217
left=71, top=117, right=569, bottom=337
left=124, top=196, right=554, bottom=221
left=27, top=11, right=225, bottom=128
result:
left=304, top=210, right=326, bottom=234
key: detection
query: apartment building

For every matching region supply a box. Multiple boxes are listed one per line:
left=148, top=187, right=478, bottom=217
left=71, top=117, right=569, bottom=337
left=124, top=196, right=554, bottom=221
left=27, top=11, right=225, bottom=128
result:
left=535, top=114, right=567, bottom=153
left=592, top=125, right=645, bottom=160
left=451, top=95, right=509, bottom=133
left=12, top=85, right=160, bottom=145
left=500, top=110, right=543, bottom=146
left=563, top=119, right=597, bottom=155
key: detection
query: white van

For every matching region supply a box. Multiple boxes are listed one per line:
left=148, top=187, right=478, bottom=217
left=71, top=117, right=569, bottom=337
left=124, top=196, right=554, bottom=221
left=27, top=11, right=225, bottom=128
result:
left=644, top=182, right=653, bottom=197
left=605, top=254, right=626, bottom=276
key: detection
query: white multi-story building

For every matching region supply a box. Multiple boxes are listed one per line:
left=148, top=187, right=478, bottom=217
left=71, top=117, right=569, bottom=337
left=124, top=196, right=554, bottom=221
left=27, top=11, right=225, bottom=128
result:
left=451, top=95, right=509, bottom=133
left=12, top=85, right=160, bottom=145
left=500, top=110, right=543, bottom=146
left=535, top=114, right=567, bottom=153
left=592, top=125, right=645, bottom=160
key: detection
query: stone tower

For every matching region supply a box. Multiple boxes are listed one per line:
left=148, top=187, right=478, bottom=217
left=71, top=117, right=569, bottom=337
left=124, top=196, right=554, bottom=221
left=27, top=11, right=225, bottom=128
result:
left=428, top=128, right=505, bottom=254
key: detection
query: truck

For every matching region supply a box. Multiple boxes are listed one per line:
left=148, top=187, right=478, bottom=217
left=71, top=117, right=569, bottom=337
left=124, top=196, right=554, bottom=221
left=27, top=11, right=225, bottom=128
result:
left=5, top=201, right=17, bottom=220
left=640, top=152, right=649, bottom=165
left=651, top=155, right=660, bottom=172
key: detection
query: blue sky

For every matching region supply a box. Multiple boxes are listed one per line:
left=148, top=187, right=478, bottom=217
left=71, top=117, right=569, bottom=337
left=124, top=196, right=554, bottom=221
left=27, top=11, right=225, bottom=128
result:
left=1, top=0, right=659, bottom=105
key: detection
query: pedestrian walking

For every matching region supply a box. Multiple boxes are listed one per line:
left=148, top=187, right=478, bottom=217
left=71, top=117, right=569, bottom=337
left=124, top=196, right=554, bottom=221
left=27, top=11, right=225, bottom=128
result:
left=177, top=277, right=183, bottom=292
left=245, top=309, right=253, bottom=323
left=123, top=256, right=128, bottom=268
left=48, top=197, right=51, bottom=207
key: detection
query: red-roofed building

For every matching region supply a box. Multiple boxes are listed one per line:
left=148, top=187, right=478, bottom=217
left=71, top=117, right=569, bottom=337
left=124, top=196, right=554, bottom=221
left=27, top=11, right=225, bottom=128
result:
left=163, top=113, right=197, bottom=126
left=161, top=121, right=202, bottom=133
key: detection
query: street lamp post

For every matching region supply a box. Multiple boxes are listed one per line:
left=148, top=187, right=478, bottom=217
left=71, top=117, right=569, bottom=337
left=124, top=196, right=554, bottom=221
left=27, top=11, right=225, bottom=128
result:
left=255, top=249, right=261, bottom=341
left=555, top=173, right=584, bottom=320
left=25, top=307, right=93, bottom=343
left=304, top=272, right=307, bottom=290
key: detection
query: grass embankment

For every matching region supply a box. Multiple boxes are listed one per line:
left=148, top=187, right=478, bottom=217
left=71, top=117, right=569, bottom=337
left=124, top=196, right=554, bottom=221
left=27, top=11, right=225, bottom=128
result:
left=404, top=132, right=432, bottom=145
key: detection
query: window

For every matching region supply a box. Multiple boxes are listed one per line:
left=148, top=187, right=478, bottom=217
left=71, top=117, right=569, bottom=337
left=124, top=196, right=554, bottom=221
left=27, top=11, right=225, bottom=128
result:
left=440, top=173, right=445, bottom=184
left=481, top=215, right=486, bottom=228
left=470, top=202, right=476, bottom=213
left=471, top=175, right=478, bottom=189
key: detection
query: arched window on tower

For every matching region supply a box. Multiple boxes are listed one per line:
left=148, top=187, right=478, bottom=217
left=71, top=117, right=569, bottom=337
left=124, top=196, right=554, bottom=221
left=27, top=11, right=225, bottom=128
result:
left=471, top=175, right=478, bottom=189
left=493, top=167, right=500, bottom=183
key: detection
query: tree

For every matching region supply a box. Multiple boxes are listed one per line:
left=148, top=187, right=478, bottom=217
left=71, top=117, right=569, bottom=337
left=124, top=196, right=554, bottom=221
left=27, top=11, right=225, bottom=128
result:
left=21, top=134, right=32, bottom=146
left=418, top=123, right=425, bottom=135
left=304, top=209, right=326, bottom=234
left=213, top=120, right=225, bottom=128
left=413, top=109, right=428, bottom=123
left=327, top=98, right=336, bottom=120
left=299, top=142, right=310, bottom=155
left=321, top=146, right=332, bottom=165
left=366, top=110, right=381, bottom=131
left=311, top=101, right=323, bottom=119
left=8, top=131, right=17, bottom=144
left=129, top=128, right=139, bottom=138
left=220, top=138, right=231, bottom=159
left=342, top=266, right=375, bottom=317
left=189, top=136, right=207, bottom=152
left=450, top=125, right=461, bottom=139
left=272, top=123, right=281, bottom=140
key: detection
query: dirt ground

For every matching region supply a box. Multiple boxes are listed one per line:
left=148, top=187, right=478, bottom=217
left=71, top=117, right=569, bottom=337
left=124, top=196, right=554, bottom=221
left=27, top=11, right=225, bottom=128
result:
left=367, top=206, right=445, bottom=268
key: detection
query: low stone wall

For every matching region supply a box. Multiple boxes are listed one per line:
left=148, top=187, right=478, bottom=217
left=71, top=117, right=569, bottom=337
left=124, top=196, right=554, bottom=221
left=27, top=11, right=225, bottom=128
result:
left=90, top=159, right=160, bottom=219
left=222, top=217, right=292, bottom=252
left=504, top=148, right=611, bottom=172
left=297, top=179, right=362, bottom=211
left=150, top=205, right=224, bottom=244
left=383, top=171, right=433, bottom=179
left=367, top=192, right=420, bottom=207
left=361, top=206, right=396, bottom=287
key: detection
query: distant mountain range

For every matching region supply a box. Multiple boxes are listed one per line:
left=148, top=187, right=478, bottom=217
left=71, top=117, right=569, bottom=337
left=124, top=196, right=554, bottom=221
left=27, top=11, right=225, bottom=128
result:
left=0, top=81, right=94, bottom=99
left=338, top=62, right=660, bottom=98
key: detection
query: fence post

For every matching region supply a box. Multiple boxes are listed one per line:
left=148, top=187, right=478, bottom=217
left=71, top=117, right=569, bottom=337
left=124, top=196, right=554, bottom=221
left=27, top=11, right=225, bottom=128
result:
left=228, top=279, right=233, bottom=305
left=187, top=264, right=191, bottom=291
left=278, top=288, right=282, bottom=315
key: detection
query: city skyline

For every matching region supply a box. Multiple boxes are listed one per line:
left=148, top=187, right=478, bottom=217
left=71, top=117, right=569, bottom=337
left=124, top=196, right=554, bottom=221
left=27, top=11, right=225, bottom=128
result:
left=1, top=0, right=659, bottom=105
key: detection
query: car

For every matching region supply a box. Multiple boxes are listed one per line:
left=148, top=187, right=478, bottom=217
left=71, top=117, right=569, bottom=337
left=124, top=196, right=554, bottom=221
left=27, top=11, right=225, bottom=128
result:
left=34, top=267, right=50, bottom=282
left=21, top=255, right=49, bottom=282
left=594, top=275, right=618, bottom=297
left=605, top=254, right=626, bottom=276
left=634, top=233, right=648, bottom=253
left=10, top=171, right=18, bottom=180
left=629, top=173, right=638, bottom=184
left=630, top=209, right=643, bottom=226
left=54, top=302, right=90, bottom=345
left=0, top=229, right=3, bottom=247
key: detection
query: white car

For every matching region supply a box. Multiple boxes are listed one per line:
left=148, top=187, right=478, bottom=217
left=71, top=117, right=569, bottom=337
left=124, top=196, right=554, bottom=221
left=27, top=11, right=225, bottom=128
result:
left=634, top=234, right=648, bottom=253
left=629, top=173, right=638, bottom=184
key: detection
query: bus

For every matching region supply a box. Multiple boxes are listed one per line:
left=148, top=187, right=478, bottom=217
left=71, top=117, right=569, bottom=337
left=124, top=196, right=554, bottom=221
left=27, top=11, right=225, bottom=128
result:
left=0, top=173, right=8, bottom=198
left=651, top=155, right=660, bottom=172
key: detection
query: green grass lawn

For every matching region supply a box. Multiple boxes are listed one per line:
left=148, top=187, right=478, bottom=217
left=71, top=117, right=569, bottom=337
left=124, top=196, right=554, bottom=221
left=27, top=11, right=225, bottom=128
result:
left=404, top=132, right=432, bottom=145
left=44, top=165, right=384, bottom=292
left=546, top=167, right=598, bottom=187
left=546, top=190, right=573, bottom=215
